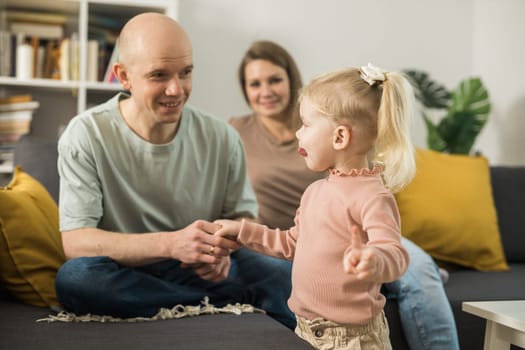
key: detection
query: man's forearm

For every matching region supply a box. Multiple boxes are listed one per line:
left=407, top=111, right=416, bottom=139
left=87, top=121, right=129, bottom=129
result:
left=61, top=228, right=171, bottom=266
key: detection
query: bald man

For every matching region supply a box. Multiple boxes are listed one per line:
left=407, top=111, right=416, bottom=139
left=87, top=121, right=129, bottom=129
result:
left=55, top=13, right=295, bottom=328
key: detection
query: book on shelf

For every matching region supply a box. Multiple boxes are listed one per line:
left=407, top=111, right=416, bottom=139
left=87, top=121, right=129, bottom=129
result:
left=70, top=33, right=79, bottom=81
left=16, top=41, right=33, bottom=79
left=35, top=43, right=45, bottom=78
left=0, top=98, right=39, bottom=136
left=0, top=94, right=32, bottom=105
left=0, top=94, right=39, bottom=174
left=0, top=95, right=39, bottom=111
left=103, top=41, right=119, bottom=83
left=0, top=101, right=40, bottom=113
left=43, top=39, right=61, bottom=80
left=0, top=31, right=13, bottom=77
left=88, top=26, right=119, bottom=46
left=9, top=21, right=64, bottom=40
left=89, top=25, right=119, bottom=81
left=9, top=34, right=79, bottom=80
left=87, top=39, right=99, bottom=82
left=0, top=143, right=14, bottom=173
left=0, top=148, right=14, bottom=162
left=0, top=94, right=39, bottom=126
left=0, top=117, right=33, bottom=135
left=30, top=36, right=39, bottom=78
left=0, top=158, right=14, bottom=174
left=0, top=31, right=23, bottom=78
left=58, top=37, right=70, bottom=81
left=57, top=33, right=80, bottom=81
left=5, top=10, right=67, bottom=25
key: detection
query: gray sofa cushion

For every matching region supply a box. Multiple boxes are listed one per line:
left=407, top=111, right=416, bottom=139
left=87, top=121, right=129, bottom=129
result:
left=13, top=136, right=59, bottom=203
left=490, top=166, right=525, bottom=262
left=445, top=263, right=525, bottom=350
left=0, top=299, right=312, bottom=350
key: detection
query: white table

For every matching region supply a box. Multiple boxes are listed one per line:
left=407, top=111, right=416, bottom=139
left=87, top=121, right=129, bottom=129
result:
left=462, top=300, right=525, bottom=350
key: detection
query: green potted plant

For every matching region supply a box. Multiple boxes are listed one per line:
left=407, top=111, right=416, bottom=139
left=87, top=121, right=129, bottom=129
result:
left=403, top=69, right=491, bottom=155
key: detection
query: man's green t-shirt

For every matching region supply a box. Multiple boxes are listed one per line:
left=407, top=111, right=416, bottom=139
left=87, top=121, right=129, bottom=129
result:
left=58, top=93, right=257, bottom=233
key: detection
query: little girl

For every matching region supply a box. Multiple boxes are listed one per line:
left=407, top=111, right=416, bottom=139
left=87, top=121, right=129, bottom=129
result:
left=215, top=63, right=416, bottom=350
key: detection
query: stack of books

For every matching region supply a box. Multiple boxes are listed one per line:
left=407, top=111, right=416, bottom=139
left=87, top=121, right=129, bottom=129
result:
left=0, top=94, right=39, bottom=173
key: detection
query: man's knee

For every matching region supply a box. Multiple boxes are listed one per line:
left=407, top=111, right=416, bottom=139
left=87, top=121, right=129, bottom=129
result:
left=55, top=256, right=114, bottom=296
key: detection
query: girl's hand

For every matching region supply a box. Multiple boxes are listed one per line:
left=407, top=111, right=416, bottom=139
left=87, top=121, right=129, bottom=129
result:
left=214, top=219, right=242, bottom=241
left=343, top=225, right=379, bottom=281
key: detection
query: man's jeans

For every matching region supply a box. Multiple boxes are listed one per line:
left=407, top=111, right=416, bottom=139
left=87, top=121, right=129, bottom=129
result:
left=382, top=237, right=460, bottom=350
left=55, top=248, right=295, bottom=329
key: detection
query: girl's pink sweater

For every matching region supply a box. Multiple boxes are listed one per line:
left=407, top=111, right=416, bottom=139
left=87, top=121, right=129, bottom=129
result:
left=238, top=169, right=409, bottom=325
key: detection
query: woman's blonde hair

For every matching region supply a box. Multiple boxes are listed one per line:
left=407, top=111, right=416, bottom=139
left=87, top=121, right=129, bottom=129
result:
left=299, top=66, right=416, bottom=193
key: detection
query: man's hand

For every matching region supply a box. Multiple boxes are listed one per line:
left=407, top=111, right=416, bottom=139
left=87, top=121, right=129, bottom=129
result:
left=343, top=224, right=379, bottom=281
left=181, top=257, right=232, bottom=282
left=167, top=220, right=240, bottom=265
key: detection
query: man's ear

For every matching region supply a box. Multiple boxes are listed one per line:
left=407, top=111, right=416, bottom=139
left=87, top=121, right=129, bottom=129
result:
left=113, top=63, right=131, bottom=91
left=333, top=125, right=351, bottom=150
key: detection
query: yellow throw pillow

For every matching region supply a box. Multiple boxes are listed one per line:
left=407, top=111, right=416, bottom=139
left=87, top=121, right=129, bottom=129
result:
left=394, top=148, right=508, bottom=271
left=0, top=166, right=65, bottom=307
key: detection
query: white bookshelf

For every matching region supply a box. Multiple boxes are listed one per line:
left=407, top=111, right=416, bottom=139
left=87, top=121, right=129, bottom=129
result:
left=0, top=0, right=178, bottom=173
left=0, top=0, right=178, bottom=113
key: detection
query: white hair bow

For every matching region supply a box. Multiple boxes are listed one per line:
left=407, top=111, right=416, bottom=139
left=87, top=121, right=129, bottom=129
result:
left=360, top=63, right=386, bottom=86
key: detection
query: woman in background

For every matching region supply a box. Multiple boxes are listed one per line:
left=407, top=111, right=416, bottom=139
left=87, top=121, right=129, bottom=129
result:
left=229, top=40, right=321, bottom=230
left=229, top=40, right=459, bottom=350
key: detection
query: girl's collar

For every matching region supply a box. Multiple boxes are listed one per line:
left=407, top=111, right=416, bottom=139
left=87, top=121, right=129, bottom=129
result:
left=328, top=164, right=382, bottom=177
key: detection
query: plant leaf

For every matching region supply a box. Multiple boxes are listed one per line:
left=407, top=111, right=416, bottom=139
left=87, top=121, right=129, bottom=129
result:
left=423, top=113, right=447, bottom=152
left=449, top=77, right=491, bottom=117
left=439, top=110, right=488, bottom=154
left=441, top=78, right=490, bottom=154
left=403, top=69, right=450, bottom=109
left=404, top=69, right=491, bottom=155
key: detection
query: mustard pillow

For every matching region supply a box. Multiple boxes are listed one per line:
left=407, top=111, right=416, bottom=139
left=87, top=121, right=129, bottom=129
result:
left=394, top=148, right=508, bottom=271
left=0, top=166, right=65, bottom=307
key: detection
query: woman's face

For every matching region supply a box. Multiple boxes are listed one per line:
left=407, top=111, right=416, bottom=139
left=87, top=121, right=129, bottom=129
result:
left=244, top=59, right=291, bottom=119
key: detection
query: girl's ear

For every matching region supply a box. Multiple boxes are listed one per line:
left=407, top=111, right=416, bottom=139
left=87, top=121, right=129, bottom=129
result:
left=113, top=63, right=131, bottom=90
left=333, top=125, right=351, bottom=150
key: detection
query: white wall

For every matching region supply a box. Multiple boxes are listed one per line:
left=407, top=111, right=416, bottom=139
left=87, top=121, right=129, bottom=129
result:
left=472, top=0, right=525, bottom=165
left=178, top=0, right=525, bottom=165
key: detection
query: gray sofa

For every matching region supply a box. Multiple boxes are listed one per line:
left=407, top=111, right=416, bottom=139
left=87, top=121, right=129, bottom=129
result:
left=1, top=135, right=525, bottom=350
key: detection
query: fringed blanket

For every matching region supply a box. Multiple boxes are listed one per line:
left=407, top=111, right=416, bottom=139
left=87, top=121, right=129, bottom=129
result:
left=37, top=297, right=265, bottom=323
